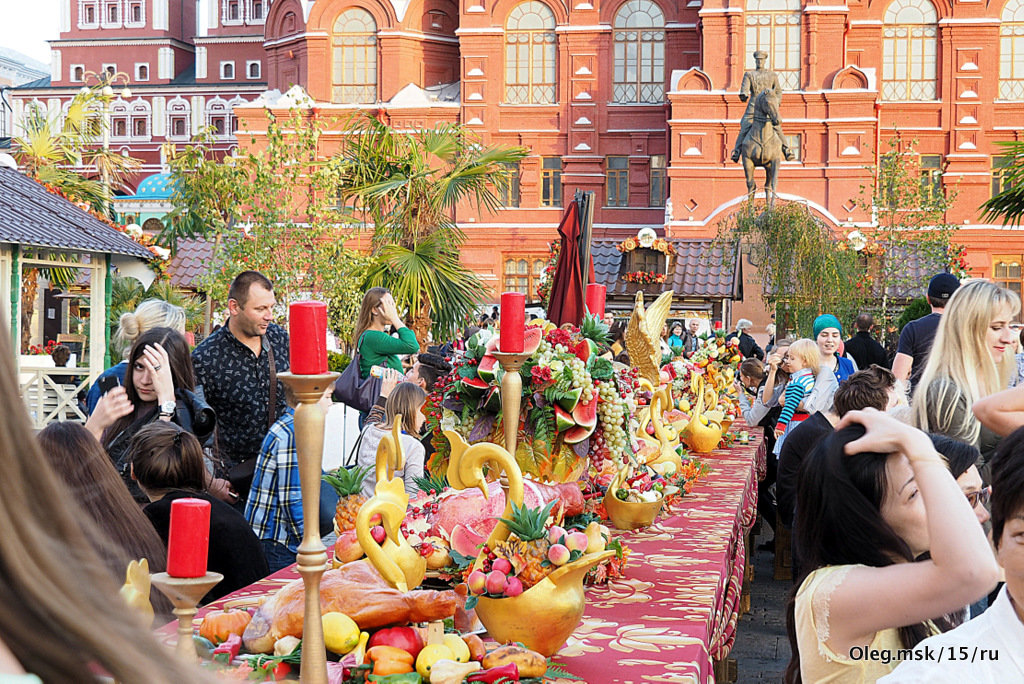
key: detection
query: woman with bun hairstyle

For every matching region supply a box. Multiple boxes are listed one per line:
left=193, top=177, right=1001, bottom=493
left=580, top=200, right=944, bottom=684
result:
left=911, top=280, right=1020, bottom=479
left=86, top=327, right=219, bottom=503
left=0, top=325, right=217, bottom=683
left=785, top=410, right=998, bottom=683
left=86, top=299, right=186, bottom=414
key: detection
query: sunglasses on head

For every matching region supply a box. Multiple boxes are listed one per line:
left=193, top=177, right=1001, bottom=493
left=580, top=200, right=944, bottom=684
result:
left=966, top=486, right=991, bottom=509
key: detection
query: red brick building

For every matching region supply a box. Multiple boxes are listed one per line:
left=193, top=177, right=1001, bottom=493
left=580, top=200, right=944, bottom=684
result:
left=10, top=0, right=273, bottom=184
left=13, top=0, right=1024, bottom=321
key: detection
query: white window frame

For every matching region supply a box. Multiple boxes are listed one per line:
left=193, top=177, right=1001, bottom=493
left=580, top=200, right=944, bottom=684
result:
left=247, top=0, right=267, bottom=24
left=246, top=60, right=261, bottom=79
left=125, top=0, right=146, bottom=27
left=220, top=61, right=235, bottom=80
left=102, top=63, right=118, bottom=78
left=130, top=101, right=151, bottom=141
left=70, top=64, right=86, bottom=82
left=223, top=0, right=243, bottom=25
left=78, top=0, right=100, bottom=28
left=102, top=0, right=122, bottom=28
left=134, top=63, right=150, bottom=81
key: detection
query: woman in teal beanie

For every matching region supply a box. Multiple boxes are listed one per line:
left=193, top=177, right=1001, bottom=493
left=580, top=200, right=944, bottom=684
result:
left=814, top=314, right=857, bottom=383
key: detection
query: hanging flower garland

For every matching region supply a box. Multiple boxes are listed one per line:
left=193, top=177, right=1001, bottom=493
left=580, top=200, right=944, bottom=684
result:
left=622, top=271, right=667, bottom=285
left=615, top=236, right=677, bottom=256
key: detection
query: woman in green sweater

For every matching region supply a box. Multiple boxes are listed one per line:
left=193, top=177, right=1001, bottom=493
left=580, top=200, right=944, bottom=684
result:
left=353, top=286, right=420, bottom=383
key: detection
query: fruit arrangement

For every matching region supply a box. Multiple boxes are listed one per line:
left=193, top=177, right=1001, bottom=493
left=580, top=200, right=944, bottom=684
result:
left=424, top=316, right=639, bottom=483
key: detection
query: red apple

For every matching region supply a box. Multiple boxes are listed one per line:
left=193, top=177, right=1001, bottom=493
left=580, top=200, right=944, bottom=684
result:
left=367, top=626, right=424, bottom=659
left=491, top=558, right=513, bottom=575
left=333, top=530, right=364, bottom=564
left=370, top=525, right=387, bottom=544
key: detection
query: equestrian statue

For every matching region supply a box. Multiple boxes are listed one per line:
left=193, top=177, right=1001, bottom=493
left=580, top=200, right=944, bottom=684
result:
left=731, top=50, right=795, bottom=209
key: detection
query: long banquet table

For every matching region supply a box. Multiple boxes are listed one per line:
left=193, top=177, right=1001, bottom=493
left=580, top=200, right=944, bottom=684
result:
left=159, top=431, right=766, bottom=683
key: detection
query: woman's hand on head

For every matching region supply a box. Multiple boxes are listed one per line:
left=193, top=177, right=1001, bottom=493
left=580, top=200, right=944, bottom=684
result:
left=835, top=407, right=936, bottom=460
left=85, top=386, right=133, bottom=439
left=208, top=477, right=238, bottom=504
left=142, top=343, right=175, bottom=403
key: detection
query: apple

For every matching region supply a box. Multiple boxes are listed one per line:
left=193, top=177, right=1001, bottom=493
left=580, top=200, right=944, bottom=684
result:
left=466, top=570, right=487, bottom=595
left=333, top=530, right=364, bottom=564
left=486, top=570, right=508, bottom=595
left=492, top=558, right=513, bottom=575
left=504, top=576, right=524, bottom=597
left=370, top=525, right=387, bottom=544
left=367, top=626, right=424, bottom=659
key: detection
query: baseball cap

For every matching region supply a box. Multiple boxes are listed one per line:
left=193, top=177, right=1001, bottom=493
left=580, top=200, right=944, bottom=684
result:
left=927, top=273, right=960, bottom=301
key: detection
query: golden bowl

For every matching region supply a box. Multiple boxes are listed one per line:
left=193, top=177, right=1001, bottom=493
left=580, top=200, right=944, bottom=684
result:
left=603, top=488, right=664, bottom=530
left=720, top=418, right=734, bottom=434
left=474, top=550, right=615, bottom=656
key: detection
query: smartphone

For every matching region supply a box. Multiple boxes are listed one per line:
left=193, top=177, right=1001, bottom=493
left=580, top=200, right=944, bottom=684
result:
left=97, top=374, right=121, bottom=395
left=369, top=365, right=388, bottom=379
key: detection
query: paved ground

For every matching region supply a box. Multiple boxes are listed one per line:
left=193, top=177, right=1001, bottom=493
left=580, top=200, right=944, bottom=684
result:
left=732, top=527, right=793, bottom=682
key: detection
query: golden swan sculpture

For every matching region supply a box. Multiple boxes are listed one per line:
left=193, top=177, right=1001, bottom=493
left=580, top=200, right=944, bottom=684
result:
left=356, top=474, right=426, bottom=592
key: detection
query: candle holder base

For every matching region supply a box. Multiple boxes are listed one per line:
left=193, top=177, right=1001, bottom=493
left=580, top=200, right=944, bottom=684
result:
left=276, top=372, right=340, bottom=400
left=492, top=351, right=531, bottom=373
left=151, top=571, right=224, bottom=662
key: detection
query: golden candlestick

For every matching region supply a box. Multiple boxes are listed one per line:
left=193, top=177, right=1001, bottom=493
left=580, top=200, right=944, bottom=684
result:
left=150, top=571, right=223, bottom=662
left=277, top=371, right=339, bottom=684
left=492, top=351, right=531, bottom=456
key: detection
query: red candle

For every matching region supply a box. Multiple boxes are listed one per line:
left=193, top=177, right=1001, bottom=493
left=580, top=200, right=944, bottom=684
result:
left=714, top=320, right=723, bottom=331
left=167, top=498, right=211, bottom=578
left=499, top=292, right=525, bottom=353
left=585, top=283, right=606, bottom=319
left=289, top=301, right=328, bottom=374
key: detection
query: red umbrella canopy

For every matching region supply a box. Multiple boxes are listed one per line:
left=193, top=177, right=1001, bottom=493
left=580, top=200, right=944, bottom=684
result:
left=546, top=201, right=595, bottom=326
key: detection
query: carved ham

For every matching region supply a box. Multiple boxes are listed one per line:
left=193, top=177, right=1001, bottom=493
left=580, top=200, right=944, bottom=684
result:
left=242, top=560, right=456, bottom=653
left=414, top=479, right=585, bottom=554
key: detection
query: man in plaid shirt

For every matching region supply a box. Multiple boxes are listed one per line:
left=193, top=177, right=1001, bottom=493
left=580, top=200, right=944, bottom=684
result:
left=245, top=384, right=334, bottom=572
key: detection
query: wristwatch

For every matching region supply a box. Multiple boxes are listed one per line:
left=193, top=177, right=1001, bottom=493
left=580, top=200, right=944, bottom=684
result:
left=159, top=400, right=177, bottom=418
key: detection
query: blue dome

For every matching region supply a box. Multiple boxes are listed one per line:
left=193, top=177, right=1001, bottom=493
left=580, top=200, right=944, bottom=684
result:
left=132, top=173, right=175, bottom=199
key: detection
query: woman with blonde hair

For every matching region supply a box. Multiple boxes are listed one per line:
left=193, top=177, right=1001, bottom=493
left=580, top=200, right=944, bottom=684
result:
left=356, top=382, right=428, bottom=497
left=86, top=299, right=187, bottom=414
left=0, top=328, right=216, bottom=682
left=911, top=279, right=1019, bottom=480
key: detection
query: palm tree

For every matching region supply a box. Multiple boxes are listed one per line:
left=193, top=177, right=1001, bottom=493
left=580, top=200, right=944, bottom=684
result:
left=981, top=140, right=1024, bottom=226
left=333, top=115, right=527, bottom=345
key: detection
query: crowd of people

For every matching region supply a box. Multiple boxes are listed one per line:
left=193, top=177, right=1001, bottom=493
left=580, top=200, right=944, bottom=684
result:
left=5, top=266, right=1024, bottom=681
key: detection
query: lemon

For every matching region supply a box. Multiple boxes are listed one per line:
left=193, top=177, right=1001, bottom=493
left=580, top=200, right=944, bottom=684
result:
left=416, top=643, right=455, bottom=677
left=442, top=633, right=471, bottom=663
left=322, top=612, right=360, bottom=654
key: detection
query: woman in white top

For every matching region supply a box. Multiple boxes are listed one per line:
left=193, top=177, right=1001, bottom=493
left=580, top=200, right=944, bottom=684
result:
left=785, top=409, right=998, bottom=683
left=356, top=382, right=427, bottom=498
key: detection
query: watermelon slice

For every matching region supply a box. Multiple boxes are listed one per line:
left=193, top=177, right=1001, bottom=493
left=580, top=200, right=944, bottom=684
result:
left=563, top=422, right=596, bottom=444
left=556, top=387, right=583, bottom=412
left=573, top=339, right=592, bottom=363
left=522, top=327, right=543, bottom=354
left=572, top=397, right=598, bottom=428
left=484, top=335, right=500, bottom=354
left=462, top=377, right=489, bottom=396
left=483, top=386, right=501, bottom=412
left=450, top=523, right=487, bottom=558
left=554, top=405, right=576, bottom=432
left=478, top=354, right=499, bottom=382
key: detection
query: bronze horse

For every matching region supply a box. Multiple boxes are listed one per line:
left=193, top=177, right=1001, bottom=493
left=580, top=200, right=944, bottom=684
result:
left=738, top=90, right=784, bottom=209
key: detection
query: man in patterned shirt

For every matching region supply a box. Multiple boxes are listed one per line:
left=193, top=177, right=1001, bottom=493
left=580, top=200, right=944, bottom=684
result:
left=245, top=384, right=333, bottom=572
left=193, top=271, right=289, bottom=505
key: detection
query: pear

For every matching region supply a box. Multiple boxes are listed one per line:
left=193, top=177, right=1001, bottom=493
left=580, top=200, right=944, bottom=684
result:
left=584, top=521, right=607, bottom=554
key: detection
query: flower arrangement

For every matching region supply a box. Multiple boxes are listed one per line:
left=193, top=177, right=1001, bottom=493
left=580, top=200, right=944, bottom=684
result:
left=622, top=271, right=667, bottom=284
left=424, top=315, right=639, bottom=483
left=947, top=243, right=970, bottom=279
left=535, top=240, right=560, bottom=308
left=616, top=236, right=676, bottom=256
left=27, top=340, right=60, bottom=356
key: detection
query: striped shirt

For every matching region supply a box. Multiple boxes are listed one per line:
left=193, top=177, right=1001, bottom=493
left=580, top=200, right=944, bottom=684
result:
left=776, top=368, right=815, bottom=432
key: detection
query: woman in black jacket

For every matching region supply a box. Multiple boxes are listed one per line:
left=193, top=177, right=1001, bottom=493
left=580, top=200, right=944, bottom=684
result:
left=86, top=327, right=218, bottom=503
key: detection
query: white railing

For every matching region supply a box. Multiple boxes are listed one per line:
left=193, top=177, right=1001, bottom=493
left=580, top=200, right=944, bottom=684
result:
left=20, top=367, right=94, bottom=429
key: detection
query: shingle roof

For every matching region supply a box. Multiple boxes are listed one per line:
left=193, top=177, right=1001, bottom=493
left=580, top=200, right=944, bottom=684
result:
left=0, top=167, right=153, bottom=259
left=593, top=238, right=740, bottom=299
left=165, top=237, right=213, bottom=289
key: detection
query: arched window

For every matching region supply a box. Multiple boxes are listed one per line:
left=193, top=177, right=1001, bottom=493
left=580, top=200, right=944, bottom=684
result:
left=882, top=0, right=938, bottom=101
left=332, top=8, right=377, bottom=104
left=505, top=2, right=557, bottom=104
left=613, top=1, right=665, bottom=103
left=745, top=0, right=801, bottom=90
left=1001, top=0, right=1024, bottom=100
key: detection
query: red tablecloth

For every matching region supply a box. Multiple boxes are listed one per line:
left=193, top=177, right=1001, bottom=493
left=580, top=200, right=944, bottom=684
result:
left=159, top=433, right=765, bottom=683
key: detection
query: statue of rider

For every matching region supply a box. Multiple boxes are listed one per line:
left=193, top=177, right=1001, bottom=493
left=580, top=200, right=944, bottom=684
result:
left=731, top=50, right=795, bottom=163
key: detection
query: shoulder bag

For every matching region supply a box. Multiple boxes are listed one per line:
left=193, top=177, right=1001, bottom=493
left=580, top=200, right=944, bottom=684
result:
left=333, top=333, right=383, bottom=413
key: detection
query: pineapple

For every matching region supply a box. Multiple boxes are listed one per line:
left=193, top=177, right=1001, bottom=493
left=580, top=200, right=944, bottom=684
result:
left=499, top=500, right=557, bottom=589
left=323, top=466, right=372, bottom=534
